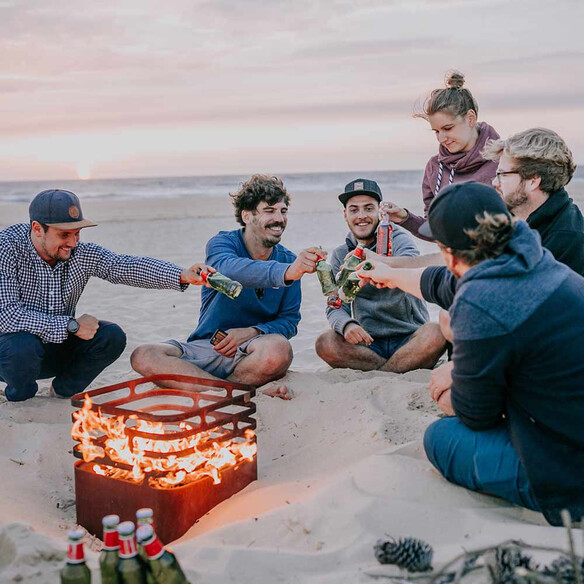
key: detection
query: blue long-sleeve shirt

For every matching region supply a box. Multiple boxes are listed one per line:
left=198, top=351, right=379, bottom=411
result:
left=187, top=229, right=301, bottom=341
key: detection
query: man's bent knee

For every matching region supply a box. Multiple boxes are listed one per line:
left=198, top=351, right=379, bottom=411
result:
left=94, top=323, right=127, bottom=360
left=315, top=330, right=343, bottom=366
left=261, top=337, right=293, bottom=376
left=130, top=343, right=179, bottom=375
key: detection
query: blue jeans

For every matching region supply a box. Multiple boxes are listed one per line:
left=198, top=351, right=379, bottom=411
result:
left=0, top=321, right=126, bottom=401
left=368, top=333, right=412, bottom=360
left=423, top=417, right=541, bottom=511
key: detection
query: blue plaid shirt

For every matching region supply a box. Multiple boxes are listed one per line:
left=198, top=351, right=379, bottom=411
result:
left=0, top=223, right=186, bottom=344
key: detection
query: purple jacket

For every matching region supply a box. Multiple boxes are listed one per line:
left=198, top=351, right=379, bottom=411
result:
left=401, top=122, right=500, bottom=239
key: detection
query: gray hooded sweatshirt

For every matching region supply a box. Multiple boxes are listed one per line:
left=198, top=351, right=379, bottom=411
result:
left=326, top=227, right=429, bottom=338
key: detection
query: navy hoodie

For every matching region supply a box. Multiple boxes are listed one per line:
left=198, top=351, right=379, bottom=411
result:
left=423, top=221, right=584, bottom=525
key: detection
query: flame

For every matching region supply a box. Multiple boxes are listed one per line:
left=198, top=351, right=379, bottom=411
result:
left=72, top=396, right=256, bottom=488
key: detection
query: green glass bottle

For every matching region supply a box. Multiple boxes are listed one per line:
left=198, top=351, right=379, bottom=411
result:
left=100, top=515, right=121, bottom=584
left=339, top=262, right=372, bottom=303
left=335, top=243, right=366, bottom=289
left=136, top=509, right=155, bottom=584
left=315, top=249, right=338, bottom=297
left=198, top=268, right=243, bottom=299
left=117, top=522, right=147, bottom=584
left=136, top=524, right=189, bottom=584
left=61, top=529, right=91, bottom=584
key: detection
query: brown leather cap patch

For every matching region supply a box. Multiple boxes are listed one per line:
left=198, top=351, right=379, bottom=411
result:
left=69, top=205, right=80, bottom=219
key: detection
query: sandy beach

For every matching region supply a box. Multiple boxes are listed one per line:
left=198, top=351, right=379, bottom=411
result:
left=1, top=183, right=583, bottom=583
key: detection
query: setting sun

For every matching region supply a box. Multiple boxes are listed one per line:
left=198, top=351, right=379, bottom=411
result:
left=76, top=162, right=92, bottom=180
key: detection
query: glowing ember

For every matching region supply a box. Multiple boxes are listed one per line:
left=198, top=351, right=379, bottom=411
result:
left=71, top=396, right=256, bottom=488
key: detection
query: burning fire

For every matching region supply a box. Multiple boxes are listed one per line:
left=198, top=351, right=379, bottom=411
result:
left=71, top=396, right=256, bottom=488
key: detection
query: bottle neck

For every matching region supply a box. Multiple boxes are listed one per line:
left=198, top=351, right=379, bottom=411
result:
left=142, top=534, right=165, bottom=560
left=67, top=540, right=86, bottom=564
left=103, top=528, right=120, bottom=550
left=119, top=535, right=139, bottom=558
left=353, top=246, right=365, bottom=259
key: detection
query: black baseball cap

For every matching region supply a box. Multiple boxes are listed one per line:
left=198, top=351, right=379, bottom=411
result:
left=29, top=189, right=97, bottom=229
left=418, top=182, right=510, bottom=250
left=339, top=178, right=383, bottom=206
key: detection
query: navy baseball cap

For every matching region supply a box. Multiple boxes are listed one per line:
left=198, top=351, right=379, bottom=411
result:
left=339, top=178, right=383, bottom=206
left=29, top=190, right=97, bottom=229
left=418, top=182, right=510, bottom=250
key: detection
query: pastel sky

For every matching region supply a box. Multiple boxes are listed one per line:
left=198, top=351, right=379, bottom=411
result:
left=1, top=0, right=583, bottom=180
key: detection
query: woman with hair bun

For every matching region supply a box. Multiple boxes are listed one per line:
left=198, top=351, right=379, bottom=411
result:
left=386, top=71, right=500, bottom=240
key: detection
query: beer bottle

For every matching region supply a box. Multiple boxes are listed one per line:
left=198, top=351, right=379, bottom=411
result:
left=61, top=528, right=91, bottom=584
left=100, top=515, right=121, bottom=584
left=117, top=522, right=147, bottom=584
left=136, top=509, right=155, bottom=584
left=136, top=524, right=189, bottom=584
left=339, top=262, right=372, bottom=303
left=336, top=243, right=366, bottom=289
left=376, top=208, right=393, bottom=257
left=197, top=268, right=242, bottom=299
left=326, top=294, right=342, bottom=310
left=315, top=249, right=338, bottom=297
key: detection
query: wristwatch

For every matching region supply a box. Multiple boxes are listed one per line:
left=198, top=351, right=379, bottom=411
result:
left=67, top=318, right=80, bottom=335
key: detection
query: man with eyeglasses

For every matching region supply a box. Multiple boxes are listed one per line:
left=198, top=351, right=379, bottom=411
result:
left=131, top=174, right=320, bottom=399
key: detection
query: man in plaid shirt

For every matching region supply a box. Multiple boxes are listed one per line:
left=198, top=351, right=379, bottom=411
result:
left=0, top=189, right=209, bottom=402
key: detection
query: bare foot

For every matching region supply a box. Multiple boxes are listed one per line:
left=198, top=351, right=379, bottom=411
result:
left=262, top=384, right=293, bottom=400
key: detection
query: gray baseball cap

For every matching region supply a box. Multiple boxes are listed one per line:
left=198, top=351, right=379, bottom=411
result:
left=29, top=189, right=97, bottom=229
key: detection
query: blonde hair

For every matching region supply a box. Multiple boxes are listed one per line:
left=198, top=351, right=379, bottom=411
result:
left=482, top=128, right=576, bottom=194
left=413, top=70, right=479, bottom=121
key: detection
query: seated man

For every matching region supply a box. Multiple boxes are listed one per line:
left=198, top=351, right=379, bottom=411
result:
left=0, top=189, right=208, bottom=401
left=315, top=178, right=446, bottom=373
left=131, top=174, right=319, bottom=398
left=358, top=182, right=584, bottom=525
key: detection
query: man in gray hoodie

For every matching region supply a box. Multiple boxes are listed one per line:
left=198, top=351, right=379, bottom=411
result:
left=315, top=179, right=447, bottom=373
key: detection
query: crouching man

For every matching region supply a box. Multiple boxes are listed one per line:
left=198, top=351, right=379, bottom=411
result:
left=131, top=174, right=320, bottom=399
left=357, top=182, right=584, bottom=525
left=0, top=189, right=209, bottom=401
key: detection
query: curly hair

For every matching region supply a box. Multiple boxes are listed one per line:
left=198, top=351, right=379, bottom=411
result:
left=449, top=212, right=516, bottom=265
left=482, top=128, right=576, bottom=194
left=230, top=174, right=290, bottom=227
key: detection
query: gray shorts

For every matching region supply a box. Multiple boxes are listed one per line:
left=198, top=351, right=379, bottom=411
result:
left=164, top=338, right=254, bottom=379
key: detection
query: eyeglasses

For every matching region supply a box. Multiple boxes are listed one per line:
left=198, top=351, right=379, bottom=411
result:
left=494, top=170, right=520, bottom=182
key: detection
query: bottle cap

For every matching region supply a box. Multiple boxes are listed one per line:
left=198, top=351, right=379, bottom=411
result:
left=136, top=524, right=154, bottom=543
left=68, top=528, right=85, bottom=541
left=136, top=508, right=153, bottom=520
left=117, top=521, right=135, bottom=536
left=102, top=514, right=120, bottom=527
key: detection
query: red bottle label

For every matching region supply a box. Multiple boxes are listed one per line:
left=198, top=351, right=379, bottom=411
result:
left=67, top=541, right=85, bottom=564
left=354, top=246, right=365, bottom=259
left=103, top=528, right=119, bottom=550
left=143, top=536, right=165, bottom=560
left=119, top=535, right=138, bottom=558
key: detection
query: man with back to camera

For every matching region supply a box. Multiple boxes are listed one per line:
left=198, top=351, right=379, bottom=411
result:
left=357, top=181, right=584, bottom=525
left=0, top=189, right=210, bottom=402
left=314, top=178, right=447, bottom=373
left=131, top=174, right=321, bottom=399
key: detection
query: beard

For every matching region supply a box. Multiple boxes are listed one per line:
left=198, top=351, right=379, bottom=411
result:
left=504, top=182, right=529, bottom=211
left=261, top=221, right=286, bottom=247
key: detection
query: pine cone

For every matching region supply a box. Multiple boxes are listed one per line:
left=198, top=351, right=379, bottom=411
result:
left=544, top=555, right=584, bottom=584
left=495, top=547, right=536, bottom=584
left=374, top=537, right=433, bottom=572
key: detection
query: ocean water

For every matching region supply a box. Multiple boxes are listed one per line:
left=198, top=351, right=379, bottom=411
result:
left=1, top=167, right=582, bottom=204
left=0, top=170, right=425, bottom=203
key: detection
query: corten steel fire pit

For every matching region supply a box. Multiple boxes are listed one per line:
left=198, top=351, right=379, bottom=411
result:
left=70, top=374, right=257, bottom=543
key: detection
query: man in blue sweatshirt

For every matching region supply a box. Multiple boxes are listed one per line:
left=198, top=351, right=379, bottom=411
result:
left=357, top=182, right=584, bottom=525
left=131, top=174, right=320, bottom=399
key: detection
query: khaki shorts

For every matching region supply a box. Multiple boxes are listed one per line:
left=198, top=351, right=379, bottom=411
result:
left=164, top=338, right=253, bottom=379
